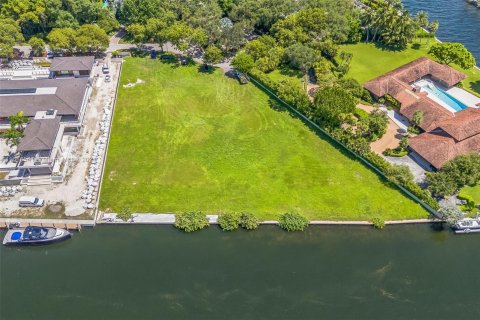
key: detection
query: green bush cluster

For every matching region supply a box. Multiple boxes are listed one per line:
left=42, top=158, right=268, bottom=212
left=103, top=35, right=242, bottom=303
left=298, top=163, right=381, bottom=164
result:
left=354, top=108, right=370, bottom=120
left=278, top=212, right=309, bottom=232
left=383, top=148, right=408, bottom=157
left=218, top=212, right=260, bottom=231
left=371, top=217, right=385, bottom=229
left=174, top=211, right=209, bottom=232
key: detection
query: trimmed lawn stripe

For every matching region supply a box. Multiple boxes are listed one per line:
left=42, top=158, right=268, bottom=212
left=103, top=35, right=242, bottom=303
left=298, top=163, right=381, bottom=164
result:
left=100, top=58, right=428, bottom=220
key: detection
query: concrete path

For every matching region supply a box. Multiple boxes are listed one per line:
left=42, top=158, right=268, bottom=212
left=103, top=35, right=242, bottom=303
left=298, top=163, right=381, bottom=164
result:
left=97, top=213, right=437, bottom=225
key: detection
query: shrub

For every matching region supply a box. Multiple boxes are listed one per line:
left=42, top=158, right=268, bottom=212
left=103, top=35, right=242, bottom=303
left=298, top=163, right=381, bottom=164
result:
left=372, top=217, right=385, bottom=229
left=218, top=212, right=240, bottom=231
left=383, top=148, right=408, bottom=157
left=117, top=208, right=133, bottom=222
left=278, top=212, right=309, bottom=232
left=239, top=212, right=259, bottom=230
left=175, top=211, right=209, bottom=232
left=354, top=107, right=370, bottom=120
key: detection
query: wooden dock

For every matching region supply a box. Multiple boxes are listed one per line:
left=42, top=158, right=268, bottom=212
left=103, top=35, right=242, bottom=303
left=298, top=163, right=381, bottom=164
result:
left=0, top=218, right=95, bottom=230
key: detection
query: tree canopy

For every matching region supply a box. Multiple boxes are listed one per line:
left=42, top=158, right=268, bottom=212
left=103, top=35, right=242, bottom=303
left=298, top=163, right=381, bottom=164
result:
left=429, top=42, right=476, bottom=69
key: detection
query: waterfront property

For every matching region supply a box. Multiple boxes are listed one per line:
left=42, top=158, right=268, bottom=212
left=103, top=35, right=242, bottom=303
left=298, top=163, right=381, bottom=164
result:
left=0, top=57, right=93, bottom=180
left=364, top=57, right=480, bottom=169
left=100, top=58, right=428, bottom=220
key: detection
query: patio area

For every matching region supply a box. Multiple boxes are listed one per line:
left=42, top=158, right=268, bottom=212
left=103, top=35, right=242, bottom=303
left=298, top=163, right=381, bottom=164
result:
left=0, top=139, right=18, bottom=171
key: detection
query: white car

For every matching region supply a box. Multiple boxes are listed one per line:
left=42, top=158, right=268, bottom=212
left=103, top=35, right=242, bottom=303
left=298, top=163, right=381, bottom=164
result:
left=105, top=75, right=111, bottom=82
left=19, top=196, right=45, bottom=207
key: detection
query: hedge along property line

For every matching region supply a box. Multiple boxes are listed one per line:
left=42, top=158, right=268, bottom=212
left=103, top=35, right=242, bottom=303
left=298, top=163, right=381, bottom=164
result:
left=247, top=72, right=440, bottom=218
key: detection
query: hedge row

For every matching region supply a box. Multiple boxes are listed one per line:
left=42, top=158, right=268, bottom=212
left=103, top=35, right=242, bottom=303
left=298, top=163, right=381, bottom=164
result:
left=249, top=69, right=439, bottom=212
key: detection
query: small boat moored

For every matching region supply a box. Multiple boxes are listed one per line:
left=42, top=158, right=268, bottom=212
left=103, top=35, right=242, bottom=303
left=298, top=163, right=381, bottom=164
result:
left=2, top=226, right=72, bottom=246
left=453, top=217, right=480, bottom=234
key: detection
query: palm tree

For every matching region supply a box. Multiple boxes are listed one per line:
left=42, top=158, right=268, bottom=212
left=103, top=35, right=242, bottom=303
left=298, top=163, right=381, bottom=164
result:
left=2, top=128, right=23, bottom=146
left=412, top=110, right=424, bottom=129
left=8, top=111, right=29, bottom=132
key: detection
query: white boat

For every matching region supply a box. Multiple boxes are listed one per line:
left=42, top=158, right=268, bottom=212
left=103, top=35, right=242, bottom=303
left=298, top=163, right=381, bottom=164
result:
left=3, top=226, right=71, bottom=246
left=453, top=218, right=480, bottom=234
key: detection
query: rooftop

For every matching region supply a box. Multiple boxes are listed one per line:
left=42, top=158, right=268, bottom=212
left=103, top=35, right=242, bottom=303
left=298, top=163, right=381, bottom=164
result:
left=17, top=117, right=61, bottom=152
left=0, top=78, right=89, bottom=118
left=50, top=56, right=95, bottom=72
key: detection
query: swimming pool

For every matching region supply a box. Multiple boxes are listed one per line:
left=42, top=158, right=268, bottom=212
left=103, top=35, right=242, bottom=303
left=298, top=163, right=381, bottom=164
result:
left=418, top=81, right=469, bottom=112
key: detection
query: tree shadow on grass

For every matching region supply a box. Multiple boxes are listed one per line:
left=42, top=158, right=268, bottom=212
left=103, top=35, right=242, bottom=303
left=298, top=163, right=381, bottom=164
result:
left=198, top=64, right=215, bottom=74
left=373, top=42, right=409, bottom=53
left=470, top=80, right=480, bottom=96
left=278, top=67, right=302, bottom=78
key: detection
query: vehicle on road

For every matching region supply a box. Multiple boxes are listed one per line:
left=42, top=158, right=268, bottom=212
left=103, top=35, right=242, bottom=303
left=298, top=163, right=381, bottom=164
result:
left=3, top=226, right=71, bottom=246
left=105, top=74, right=111, bottom=82
left=102, top=63, right=109, bottom=74
left=18, top=196, right=44, bottom=207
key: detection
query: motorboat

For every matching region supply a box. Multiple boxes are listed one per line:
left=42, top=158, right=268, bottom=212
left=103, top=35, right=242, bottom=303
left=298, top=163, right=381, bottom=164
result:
left=453, top=217, right=480, bottom=234
left=2, top=226, right=71, bottom=246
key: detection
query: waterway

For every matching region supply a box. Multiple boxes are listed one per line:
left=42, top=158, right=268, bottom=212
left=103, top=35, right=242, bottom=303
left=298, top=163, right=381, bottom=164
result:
left=403, top=0, right=480, bottom=64
left=2, top=224, right=480, bottom=319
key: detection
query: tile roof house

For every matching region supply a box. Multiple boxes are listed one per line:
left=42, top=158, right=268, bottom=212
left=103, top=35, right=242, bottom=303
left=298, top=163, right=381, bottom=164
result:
left=363, top=57, right=479, bottom=169
left=409, top=108, right=480, bottom=169
left=50, top=56, right=95, bottom=78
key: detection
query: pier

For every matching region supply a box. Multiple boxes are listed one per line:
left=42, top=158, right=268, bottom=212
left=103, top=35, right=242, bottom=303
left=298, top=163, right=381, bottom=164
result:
left=0, top=218, right=95, bottom=230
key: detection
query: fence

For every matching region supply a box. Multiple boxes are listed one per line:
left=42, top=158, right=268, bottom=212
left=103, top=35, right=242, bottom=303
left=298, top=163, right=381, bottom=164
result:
left=248, top=74, right=440, bottom=218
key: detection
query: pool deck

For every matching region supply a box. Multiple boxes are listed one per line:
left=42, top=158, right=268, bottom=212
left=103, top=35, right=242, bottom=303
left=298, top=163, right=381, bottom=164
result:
left=446, top=86, right=480, bottom=108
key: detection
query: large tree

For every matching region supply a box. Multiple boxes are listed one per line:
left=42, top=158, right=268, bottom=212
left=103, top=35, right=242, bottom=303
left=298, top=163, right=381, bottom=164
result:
left=75, top=24, right=109, bottom=54
left=429, top=42, right=476, bottom=69
left=312, top=87, right=356, bottom=127
left=47, top=27, right=76, bottom=54
left=231, top=51, right=255, bottom=73
left=0, top=18, right=24, bottom=59
left=203, top=45, right=223, bottom=69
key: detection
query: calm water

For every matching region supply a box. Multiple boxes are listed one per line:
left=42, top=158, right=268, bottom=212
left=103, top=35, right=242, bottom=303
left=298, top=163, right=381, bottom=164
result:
left=2, top=224, right=480, bottom=319
left=403, top=0, right=480, bottom=64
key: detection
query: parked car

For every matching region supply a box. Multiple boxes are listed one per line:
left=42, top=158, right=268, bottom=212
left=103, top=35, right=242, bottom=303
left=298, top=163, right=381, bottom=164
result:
left=47, top=51, right=54, bottom=59
left=19, top=196, right=45, bottom=207
left=105, top=75, right=111, bottom=82
left=102, top=63, right=109, bottom=74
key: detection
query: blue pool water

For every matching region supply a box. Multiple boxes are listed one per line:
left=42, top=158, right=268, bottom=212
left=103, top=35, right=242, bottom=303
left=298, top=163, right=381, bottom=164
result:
left=421, top=84, right=468, bottom=112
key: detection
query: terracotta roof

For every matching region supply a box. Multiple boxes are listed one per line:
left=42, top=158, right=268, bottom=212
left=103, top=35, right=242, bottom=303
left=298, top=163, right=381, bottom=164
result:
left=438, top=108, right=480, bottom=141
left=17, top=117, right=61, bottom=152
left=400, top=97, right=454, bottom=131
left=364, top=57, right=466, bottom=97
left=50, top=56, right=94, bottom=72
left=410, top=129, right=480, bottom=169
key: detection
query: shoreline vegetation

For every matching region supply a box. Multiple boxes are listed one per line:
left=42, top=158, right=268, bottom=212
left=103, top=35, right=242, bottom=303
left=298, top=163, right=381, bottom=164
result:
left=2, top=0, right=479, bottom=229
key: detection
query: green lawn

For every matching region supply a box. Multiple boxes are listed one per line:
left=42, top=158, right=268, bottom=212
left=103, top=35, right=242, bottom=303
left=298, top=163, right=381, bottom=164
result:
left=460, top=184, right=480, bottom=204
left=100, top=57, right=428, bottom=220
left=266, top=68, right=304, bottom=89
left=342, top=42, right=480, bottom=96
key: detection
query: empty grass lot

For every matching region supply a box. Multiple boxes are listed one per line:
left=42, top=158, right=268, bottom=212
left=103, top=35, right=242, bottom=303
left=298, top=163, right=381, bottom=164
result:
left=100, top=58, right=428, bottom=220
left=341, top=42, right=480, bottom=96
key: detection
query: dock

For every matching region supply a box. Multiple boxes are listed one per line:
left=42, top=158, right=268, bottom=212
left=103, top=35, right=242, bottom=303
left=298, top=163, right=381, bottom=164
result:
left=0, top=218, right=95, bottom=230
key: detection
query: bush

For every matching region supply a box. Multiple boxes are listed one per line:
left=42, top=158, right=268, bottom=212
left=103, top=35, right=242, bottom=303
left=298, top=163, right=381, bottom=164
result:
left=278, top=212, right=309, bottom=232
left=117, top=208, right=133, bottom=222
left=372, top=217, right=385, bottom=229
left=383, top=148, right=408, bottom=157
left=239, top=212, right=259, bottom=230
left=218, top=212, right=240, bottom=231
left=175, top=211, right=209, bottom=232
left=354, top=107, right=370, bottom=120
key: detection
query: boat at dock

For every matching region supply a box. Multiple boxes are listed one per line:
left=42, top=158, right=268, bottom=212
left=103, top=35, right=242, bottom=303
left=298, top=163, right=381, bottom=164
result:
left=453, top=217, right=480, bottom=234
left=2, top=226, right=71, bottom=246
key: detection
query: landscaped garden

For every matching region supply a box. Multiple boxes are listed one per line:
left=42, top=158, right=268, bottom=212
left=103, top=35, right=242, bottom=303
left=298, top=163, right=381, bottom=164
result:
left=342, top=42, right=480, bottom=95
left=100, top=57, right=428, bottom=220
